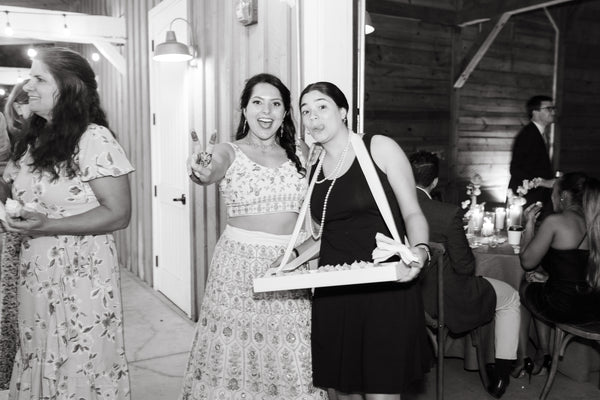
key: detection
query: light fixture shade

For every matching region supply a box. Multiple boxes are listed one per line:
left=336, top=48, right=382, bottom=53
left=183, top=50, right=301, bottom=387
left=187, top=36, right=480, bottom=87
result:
left=365, top=11, right=375, bottom=35
left=153, top=30, right=193, bottom=62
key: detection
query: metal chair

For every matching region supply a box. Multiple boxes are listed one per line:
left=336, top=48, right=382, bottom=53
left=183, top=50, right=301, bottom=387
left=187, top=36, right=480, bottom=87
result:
left=424, top=242, right=489, bottom=400
left=539, top=321, right=600, bottom=400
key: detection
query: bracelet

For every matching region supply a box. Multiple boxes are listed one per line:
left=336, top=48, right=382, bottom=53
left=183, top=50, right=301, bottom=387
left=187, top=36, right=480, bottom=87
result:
left=292, top=248, right=299, bottom=258
left=414, top=242, right=431, bottom=263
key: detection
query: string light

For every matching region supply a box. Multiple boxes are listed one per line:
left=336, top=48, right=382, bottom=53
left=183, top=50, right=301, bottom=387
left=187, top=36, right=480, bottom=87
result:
left=27, top=48, right=37, bottom=58
left=0, top=88, right=6, bottom=97
left=4, top=11, right=13, bottom=36
left=91, top=52, right=100, bottom=62
left=62, top=13, right=70, bottom=37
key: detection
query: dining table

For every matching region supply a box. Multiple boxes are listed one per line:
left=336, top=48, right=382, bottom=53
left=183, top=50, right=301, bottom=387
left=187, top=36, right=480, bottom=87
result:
left=442, top=233, right=600, bottom=383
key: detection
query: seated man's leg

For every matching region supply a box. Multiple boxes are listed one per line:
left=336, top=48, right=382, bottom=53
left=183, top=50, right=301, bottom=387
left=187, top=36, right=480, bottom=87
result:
left=484, top=277, right=520, bottom=360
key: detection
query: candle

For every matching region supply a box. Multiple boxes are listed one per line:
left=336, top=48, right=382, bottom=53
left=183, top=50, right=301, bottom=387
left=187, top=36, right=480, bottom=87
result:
left=470, top=205, right=483, bottom=235
left=482, top=212, right=495, bottom=236
left=495, top=207, right=506, bottom=231
left=508, top=204, right=523, bottom=227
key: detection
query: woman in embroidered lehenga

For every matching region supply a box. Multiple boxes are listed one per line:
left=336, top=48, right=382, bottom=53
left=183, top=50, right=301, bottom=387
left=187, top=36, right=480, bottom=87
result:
left=1, top=47, right=133, bottom=399
left=181, top=73, right=327, bottom=400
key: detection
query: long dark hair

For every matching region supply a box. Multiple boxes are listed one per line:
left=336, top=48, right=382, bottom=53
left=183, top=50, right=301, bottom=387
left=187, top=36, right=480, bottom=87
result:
left=235, top=73, right=304, bottom=176
left=299, top=81, right=349, bottom=127
left=13, top=47, right=112, bottom=180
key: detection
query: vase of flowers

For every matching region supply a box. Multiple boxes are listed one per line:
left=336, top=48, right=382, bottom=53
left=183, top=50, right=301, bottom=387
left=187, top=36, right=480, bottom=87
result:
left=506, top=179, right=536, bottom=227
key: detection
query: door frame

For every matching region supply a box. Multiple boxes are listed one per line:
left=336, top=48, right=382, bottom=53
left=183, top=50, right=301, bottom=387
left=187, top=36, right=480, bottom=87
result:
left=148, top=0, right=193, bottom=317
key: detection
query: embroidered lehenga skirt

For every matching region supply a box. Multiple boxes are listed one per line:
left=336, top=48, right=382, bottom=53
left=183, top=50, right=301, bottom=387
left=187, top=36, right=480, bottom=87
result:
left=180, top=225, right=326, bottom=400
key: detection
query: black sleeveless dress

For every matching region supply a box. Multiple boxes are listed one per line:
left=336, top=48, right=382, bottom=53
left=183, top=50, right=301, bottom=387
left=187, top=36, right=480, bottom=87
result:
left=309, top=134, right=431, bottom=393
left=523, top=239, right=600, bottom=324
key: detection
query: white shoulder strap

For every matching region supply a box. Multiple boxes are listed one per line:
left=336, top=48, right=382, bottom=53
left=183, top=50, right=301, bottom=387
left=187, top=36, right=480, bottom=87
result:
left=276, top=149, right=323, bottom=273
left=350, top=132, right=402, bottom=243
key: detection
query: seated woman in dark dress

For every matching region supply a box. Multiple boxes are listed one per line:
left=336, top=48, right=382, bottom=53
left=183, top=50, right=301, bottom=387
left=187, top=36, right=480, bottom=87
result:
left=513, top=172, right=600, bottom=379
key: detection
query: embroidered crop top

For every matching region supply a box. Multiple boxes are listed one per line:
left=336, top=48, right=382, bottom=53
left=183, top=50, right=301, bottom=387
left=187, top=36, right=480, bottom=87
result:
left=219, top=143, right=308, bottom=217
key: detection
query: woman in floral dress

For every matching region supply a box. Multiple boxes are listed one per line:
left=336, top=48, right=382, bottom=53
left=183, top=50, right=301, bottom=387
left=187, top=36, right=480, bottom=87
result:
left=1, top=47, right=133, bottom=399
left=182, top=73, right=326, bottom=399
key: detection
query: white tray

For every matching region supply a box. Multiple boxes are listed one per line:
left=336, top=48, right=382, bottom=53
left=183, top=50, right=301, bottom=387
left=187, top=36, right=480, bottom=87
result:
left=253, top=261, right=410, bottom=293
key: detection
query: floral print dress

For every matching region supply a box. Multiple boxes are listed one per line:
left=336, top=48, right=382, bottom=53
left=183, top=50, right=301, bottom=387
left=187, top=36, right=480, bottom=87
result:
left=4, top=124, right=134, bottom=400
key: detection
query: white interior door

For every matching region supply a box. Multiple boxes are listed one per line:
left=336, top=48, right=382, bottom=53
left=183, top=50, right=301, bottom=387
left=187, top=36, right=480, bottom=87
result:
left=149, top=0, right=192, bottom=316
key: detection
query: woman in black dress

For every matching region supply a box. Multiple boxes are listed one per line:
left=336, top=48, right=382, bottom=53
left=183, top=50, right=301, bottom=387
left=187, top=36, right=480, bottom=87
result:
left=294, top=82, right=431, bottom=399
left=514, top=172, right=600, bottom=377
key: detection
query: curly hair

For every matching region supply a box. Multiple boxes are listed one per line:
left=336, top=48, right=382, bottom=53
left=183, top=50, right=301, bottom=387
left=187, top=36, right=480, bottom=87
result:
left=13, top=47, right=113, bottom=181
left=235, top=73, right=304, bottom=176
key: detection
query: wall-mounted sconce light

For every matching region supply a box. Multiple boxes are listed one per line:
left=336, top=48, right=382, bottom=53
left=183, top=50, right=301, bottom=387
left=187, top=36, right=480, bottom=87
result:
left=153, top=17, right=197, bottom=62
left=236, top=0, right=258, bottom=26
left=365, top=11, right=375, bottom=35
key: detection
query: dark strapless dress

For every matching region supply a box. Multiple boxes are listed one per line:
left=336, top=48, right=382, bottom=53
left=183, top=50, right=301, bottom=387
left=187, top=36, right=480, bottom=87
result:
left=523, top=246, right=600, bottom=324
left=309, top=134, right=431, bottom=393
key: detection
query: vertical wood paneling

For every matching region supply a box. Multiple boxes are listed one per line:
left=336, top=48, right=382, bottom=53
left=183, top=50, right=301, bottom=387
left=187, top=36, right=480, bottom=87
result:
left=559, top=1, right=600, bottom=180
left=77, top=0, right=158, bottom=286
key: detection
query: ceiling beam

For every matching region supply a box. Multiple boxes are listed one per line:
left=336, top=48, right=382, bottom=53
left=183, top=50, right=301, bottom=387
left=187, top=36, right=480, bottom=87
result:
left=459, top=0, right=579, bottom=26
left=368, top=0, right=457, bottom=25
left=454, top=13, right=511, bottom=88
left=0, top=6, right=126, bottom=74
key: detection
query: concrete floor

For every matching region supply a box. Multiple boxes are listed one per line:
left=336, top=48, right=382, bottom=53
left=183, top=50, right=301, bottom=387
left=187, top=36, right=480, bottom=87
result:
left=1, top=269, right=599, bottom=400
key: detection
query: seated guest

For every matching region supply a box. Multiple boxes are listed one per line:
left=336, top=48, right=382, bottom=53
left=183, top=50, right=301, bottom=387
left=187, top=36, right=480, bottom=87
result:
left=409, top=151, right=520, bottom=399
left=516, top=172, right=600, bottom=377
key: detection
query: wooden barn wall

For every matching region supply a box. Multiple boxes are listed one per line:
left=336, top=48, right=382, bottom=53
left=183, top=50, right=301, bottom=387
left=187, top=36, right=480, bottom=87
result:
left=558, top=1, right=600, bottom=180
left=363, top=14, right=454, bottom=185
left=188, top=0, right=299, bottom=315
left=456, top=12, right=554, bottom=205
left=77, top=0, right=161, bottom=286
left=364, top=4, right=557, bottom=205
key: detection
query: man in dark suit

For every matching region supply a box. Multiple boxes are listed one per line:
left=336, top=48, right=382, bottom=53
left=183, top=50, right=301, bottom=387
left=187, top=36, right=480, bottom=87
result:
left=409, top=151, right=520, bottom=399
left=509, top=95, right=556, bottom=215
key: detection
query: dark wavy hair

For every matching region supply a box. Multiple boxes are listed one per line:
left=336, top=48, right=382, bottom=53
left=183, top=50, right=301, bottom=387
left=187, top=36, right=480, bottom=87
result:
left=235, top=73, right=304, bottom=176
left=13, top=47, right=112, bottom=180
left=299, top=81, right=349, bottom=127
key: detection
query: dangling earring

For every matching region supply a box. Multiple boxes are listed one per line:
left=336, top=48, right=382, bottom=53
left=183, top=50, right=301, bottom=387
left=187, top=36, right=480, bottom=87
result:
left=243, top=119, right=248, bottom=135
left=279, top=125, right=284, bottom=138
left=342, top=116, right=348, bottom=125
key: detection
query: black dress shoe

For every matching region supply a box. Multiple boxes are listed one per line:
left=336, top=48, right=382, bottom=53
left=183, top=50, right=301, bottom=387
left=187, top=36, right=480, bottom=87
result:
left=487, top=376, right=509, bottom=399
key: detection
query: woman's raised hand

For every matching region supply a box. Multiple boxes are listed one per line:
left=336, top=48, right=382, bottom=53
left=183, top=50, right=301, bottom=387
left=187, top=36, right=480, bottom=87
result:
left=524, top=202, right=543, bottom=224
left=188, top=131, right=217, bottom=184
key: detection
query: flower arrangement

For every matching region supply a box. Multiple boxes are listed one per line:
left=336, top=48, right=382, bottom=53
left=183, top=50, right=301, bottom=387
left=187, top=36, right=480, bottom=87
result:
left=462, top=173, right=483, bottom=210
left=510, top=179, right=538, bottom=206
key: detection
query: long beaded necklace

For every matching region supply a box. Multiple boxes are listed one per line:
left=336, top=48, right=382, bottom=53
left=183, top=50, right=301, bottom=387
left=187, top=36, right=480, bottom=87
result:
left=308, top=137, right=351, bottom=240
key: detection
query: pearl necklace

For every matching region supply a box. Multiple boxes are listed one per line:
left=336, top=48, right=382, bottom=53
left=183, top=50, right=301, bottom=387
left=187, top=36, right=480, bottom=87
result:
left=316, top=138, right=351, bottom=184
left=308, top=138, right=351, bottom=240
